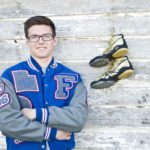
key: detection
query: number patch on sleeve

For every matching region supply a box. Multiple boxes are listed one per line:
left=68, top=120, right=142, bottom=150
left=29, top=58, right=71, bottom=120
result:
left=0, top=93, right=10, bottom=108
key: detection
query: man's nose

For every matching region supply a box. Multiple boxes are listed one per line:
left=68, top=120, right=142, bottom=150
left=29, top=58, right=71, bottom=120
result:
left=38, top=37, right=44, bottom=44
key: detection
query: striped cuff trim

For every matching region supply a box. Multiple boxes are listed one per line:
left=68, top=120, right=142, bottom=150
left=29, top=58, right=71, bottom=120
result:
left=42, top=108, right=48, bottom=123
left=44, top=127, right=51, bottom=140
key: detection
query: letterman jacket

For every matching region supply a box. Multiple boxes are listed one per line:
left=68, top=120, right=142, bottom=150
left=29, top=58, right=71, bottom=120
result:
left=0, top=56, right=88, bottom=150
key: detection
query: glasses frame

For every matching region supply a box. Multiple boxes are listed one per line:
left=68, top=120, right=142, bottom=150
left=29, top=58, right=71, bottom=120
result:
left=27, top=33, right=54, bottom=43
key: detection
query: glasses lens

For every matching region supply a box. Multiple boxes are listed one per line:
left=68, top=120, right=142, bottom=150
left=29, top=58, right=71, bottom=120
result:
left=42, top=34, right=53, bottom=41
left=29, top=35, right=39, bottom=43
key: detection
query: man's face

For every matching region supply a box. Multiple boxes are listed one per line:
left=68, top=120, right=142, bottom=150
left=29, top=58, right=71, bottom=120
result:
left=27, top=25, right=57, bottom=59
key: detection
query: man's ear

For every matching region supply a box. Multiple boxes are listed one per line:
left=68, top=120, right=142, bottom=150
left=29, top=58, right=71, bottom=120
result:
left=53, top=36, right=57, bottom=46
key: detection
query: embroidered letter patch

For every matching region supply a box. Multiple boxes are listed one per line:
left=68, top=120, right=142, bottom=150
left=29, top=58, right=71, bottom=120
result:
left=12, top=70, right=39, bottom=92
left=0, top=93, right=10, bottom=108
left=14, top=139, right=23, bottom=144
left=54, top=73, right=78, bottom=99
left=18, top=95, right=32, bottom=109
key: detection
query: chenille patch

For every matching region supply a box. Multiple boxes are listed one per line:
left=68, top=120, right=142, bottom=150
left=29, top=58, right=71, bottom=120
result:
left=54, top=73, right=78, bottom=99
left=14, top=139, right=23, bottom=144
left=0, top=93, right=10, bottom=108
left=12, top=70, right=39, bottom=92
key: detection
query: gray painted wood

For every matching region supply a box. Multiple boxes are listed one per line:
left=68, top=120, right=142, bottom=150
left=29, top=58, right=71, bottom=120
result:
left=0, top=0, right=150, bottom=18
left=0, top=13, right=150, bottom=40
left=86, top=107, right=150, bottom=127
left=75, top=127, right=150, bottom=149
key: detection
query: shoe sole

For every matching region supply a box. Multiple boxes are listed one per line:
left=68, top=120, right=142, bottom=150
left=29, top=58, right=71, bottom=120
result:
left=91, top=80, right=115, bottom=89
left=112, top=48, right=128, bottom=58
left=89, top=58, right=109, bottom=67
left=118, top=69, right=134, bottom=79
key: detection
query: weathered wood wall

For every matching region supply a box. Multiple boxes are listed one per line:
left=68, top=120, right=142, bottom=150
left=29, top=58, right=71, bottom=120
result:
left=0, top=0, right=150, bottom=149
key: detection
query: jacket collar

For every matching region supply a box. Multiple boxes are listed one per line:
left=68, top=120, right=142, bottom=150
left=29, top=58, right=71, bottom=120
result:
left=27, top=56, right=55, bottom=74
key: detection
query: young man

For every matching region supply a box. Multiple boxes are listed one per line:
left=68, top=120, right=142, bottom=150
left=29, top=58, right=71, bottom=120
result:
left=0, top=16, right=88, bottom=150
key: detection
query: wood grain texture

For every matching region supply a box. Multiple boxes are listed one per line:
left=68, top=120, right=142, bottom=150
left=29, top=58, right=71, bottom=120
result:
left=0, top=13, right=150, bottom=40
left=75, top=127, right=150, bottom=149
left=0, top=0, right=150, bottom=18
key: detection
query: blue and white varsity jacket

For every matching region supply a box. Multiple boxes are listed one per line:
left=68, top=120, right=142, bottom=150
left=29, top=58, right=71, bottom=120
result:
left=0, top=56, right=88, bottom=150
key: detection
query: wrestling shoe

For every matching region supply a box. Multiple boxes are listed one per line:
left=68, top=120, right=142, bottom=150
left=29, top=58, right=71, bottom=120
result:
left=90, top=56, right=134, bottom=89
left=89, top=34, right=128, bottom=67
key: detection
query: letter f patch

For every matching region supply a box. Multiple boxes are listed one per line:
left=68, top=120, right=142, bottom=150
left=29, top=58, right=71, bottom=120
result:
left=54, top=74, right=78, bottom=99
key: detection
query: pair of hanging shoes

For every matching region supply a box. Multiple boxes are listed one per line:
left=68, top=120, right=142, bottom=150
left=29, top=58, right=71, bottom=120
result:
left=89, top=34, right=134, bottom=89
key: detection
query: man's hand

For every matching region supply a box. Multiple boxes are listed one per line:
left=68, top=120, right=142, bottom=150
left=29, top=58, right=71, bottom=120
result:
left=21, top=108, right=36, bottom=120
left=56, top=130, right=71, bottom=140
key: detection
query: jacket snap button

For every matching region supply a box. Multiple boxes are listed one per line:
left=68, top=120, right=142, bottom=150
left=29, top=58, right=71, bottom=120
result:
left=41, top=144, right=45, bottom=149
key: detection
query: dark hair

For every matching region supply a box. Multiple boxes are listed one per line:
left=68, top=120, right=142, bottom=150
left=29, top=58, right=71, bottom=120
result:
left=24, top=16, right=56, bottom=38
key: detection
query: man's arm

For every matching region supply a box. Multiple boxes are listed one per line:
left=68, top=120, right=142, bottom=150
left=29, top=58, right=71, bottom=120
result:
left=23, top=82, right=88, bottom=132
left=0, top=78, right=70, bottom=142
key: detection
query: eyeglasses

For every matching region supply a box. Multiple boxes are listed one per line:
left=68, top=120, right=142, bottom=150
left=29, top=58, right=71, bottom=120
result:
left=28, top=33, right=54, bottom=43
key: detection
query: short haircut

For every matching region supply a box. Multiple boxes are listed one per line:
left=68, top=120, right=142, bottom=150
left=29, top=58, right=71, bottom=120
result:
left=24, top=16, right=56, bottom=38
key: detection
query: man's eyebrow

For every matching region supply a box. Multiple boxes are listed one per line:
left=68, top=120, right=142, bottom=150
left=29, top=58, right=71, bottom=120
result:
left=29, top=34, right=39, bottom=36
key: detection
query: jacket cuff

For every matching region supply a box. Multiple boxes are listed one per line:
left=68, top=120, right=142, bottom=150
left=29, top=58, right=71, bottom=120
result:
left=44, top=127, right=57, bottom=140
left=36, top=108, right=49, bottom=124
